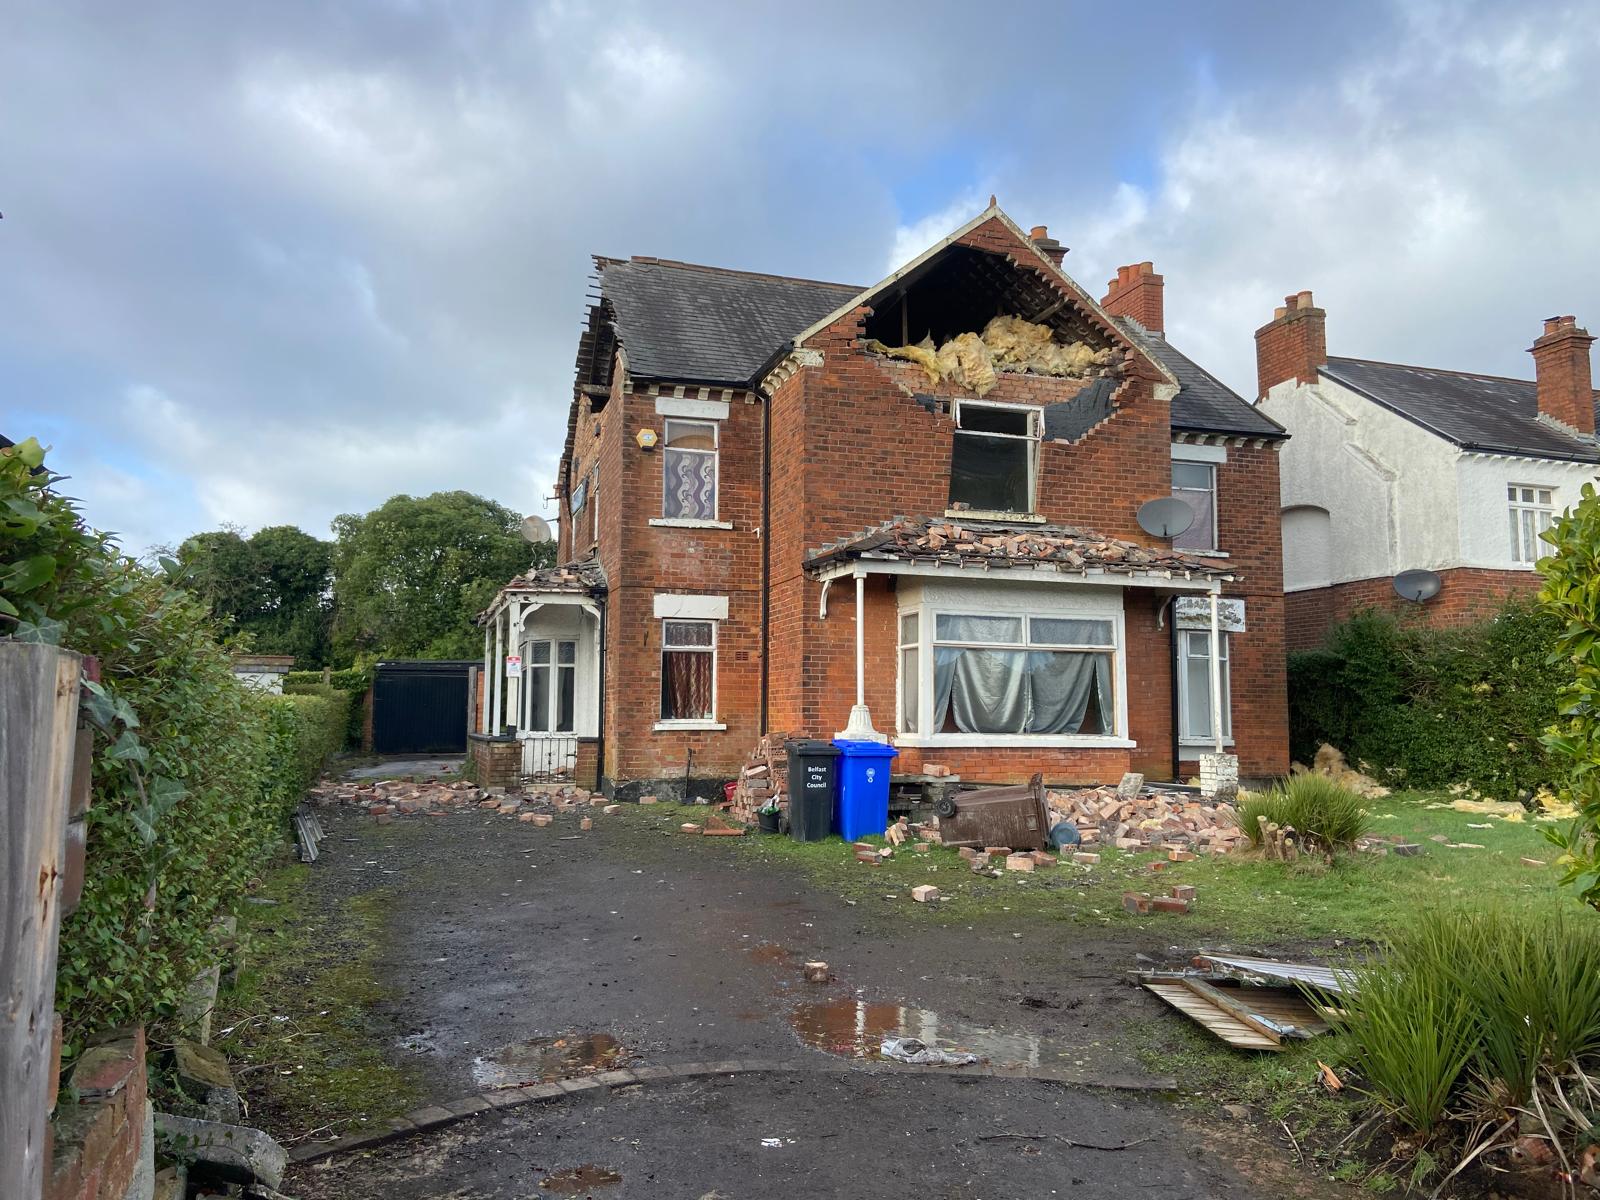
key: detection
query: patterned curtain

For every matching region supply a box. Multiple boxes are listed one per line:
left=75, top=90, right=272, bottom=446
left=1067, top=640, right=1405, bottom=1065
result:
left=665, top=450, right=716, bottom=520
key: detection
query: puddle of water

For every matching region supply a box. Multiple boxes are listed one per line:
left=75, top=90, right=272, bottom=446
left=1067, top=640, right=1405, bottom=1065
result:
left=789, top=998, right=1053, bottom=1068
left=541, top=1164, right=622, bottom=1193
left=471, top=1033, right=622, bottom=1088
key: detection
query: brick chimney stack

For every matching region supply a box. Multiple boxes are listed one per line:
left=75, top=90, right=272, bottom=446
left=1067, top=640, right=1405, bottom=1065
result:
left=1254, top=290, right=1327, bottom=399
left=1530, top=315, right=1596, bottom=436
left=1030, top=225, right=1067, bottom=267
left=1100, top=262, right=1164, bottom=333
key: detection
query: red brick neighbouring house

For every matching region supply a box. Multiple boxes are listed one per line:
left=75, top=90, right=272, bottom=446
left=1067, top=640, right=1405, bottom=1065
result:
left=1257, top=296, right=1600, bottom=651
left=480, top=205, right=1290, bottom=799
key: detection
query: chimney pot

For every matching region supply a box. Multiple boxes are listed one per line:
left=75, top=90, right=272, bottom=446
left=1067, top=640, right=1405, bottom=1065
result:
left=1100, top=260, right=1165, bottom=333
left=1030, top=225, right=1049, bottom=240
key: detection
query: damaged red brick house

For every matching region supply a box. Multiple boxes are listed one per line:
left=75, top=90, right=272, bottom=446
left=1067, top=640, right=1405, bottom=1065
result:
left=476, top=205, right=1290, bottom=801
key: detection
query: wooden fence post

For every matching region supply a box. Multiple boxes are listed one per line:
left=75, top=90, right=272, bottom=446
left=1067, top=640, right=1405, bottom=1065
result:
left=1, top=643, right=83, bottom=1200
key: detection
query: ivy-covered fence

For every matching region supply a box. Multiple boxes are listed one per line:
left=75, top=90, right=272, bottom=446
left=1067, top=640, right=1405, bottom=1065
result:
left=2, top=438, right=348, bottom=1049
left=1288, top=599, right=1565, bottom=802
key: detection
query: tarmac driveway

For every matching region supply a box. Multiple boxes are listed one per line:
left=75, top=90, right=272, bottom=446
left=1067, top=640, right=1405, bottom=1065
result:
left=285, top=800, right=1343, bottom=1199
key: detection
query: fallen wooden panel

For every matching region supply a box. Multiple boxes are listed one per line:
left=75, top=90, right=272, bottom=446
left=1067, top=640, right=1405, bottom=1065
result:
left=1141, top=981, right=1280, bottom=1050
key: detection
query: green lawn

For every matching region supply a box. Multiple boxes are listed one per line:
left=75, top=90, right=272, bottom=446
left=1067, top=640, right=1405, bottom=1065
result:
left=641, top=791, right=1569, bottom=946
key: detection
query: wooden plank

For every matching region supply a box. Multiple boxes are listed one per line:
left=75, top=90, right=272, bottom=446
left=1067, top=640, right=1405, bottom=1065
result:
left=1143, top=982, right=1279, bottom=1050
left=1180, top=978, right=1284, bottom=1044
left=1, top=643, right=84, bottom=1200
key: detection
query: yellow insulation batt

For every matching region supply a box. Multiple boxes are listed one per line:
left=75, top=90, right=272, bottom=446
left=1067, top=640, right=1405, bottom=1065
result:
left=864, top=315, right=1114, bottom=396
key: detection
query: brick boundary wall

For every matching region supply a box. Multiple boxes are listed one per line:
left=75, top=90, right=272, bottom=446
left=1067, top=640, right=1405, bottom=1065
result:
left=574, top=737, right=599, bottom=792
left=1285, top=568, right=1544, bottom=652
left=46, top=1027, right=151, bottom=1200
left=468, top=734, right=521, bottom=790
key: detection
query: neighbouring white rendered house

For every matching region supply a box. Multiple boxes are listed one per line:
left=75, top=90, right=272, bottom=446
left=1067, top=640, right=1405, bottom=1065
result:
left=1255, top=293, right=1599, bottom=651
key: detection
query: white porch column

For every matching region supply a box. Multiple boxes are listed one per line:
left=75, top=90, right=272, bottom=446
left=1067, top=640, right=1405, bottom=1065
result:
left=492, top=603, right=505, bottom=734
left=1209, top=588, right=1224, bottom=754
left=837, top=570, right=885, bottom=742
left=506, top=598, right=523, bottom=734
left=481, top=625, right=491, bottom=733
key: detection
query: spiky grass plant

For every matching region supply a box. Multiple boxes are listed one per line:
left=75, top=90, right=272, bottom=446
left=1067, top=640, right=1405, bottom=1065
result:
left=1235, top=774, right=1369, bottom=852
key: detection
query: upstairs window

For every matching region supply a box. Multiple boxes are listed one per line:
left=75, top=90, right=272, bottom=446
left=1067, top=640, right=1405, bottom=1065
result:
left=949, top=401, right=1039, bottom=514
left=1509, top=484, right=1553, bottom=563
left=663, top=419, right=718, bottom=521
left=1172, top=461, right=1218, bottom=552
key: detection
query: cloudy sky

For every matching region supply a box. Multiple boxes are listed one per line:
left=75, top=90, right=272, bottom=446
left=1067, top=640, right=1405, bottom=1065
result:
left=6, top=1, right=1598, bottom=554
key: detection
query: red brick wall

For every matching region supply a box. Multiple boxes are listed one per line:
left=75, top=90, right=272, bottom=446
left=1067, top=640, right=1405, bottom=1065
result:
left=468, top=733, right=521, bottom=789
left=1254, top=293, right=1326, bottom=399
left=1285, top=568, right=1544, bottom=651
left=46, top=1027, right=148, bottom=1200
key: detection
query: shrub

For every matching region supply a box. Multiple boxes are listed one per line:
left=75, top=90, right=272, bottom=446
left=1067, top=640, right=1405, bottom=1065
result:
left=284, top=664, right=370, bottom=748
left=1235, top=775, right=1369, bottom=852
left=3, top=438, right=348, bottom=1048
left=1288, top=601, right=1563, bottom=802
left=1336, top=906, right=1600, bottom=1160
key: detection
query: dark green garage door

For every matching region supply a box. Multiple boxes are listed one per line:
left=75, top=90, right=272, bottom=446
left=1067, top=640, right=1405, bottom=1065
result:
left=372, top=661, right=473, bottom=754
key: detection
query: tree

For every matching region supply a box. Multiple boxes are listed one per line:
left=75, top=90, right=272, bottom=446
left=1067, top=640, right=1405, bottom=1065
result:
left=330, top=491, right=552, bottom=663
left=1539, top=480, right=1600, bottom=906
left=177, top=525, right=333, bottom=666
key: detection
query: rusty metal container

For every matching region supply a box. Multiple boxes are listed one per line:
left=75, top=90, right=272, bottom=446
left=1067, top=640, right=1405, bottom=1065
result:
left=933, top=772, right=1051, bottom=851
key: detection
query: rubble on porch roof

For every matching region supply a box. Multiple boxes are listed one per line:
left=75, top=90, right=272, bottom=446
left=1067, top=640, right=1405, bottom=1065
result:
left=804, top=516, right=1231, bottom=580
left=479, top=560, right=607, bottom=622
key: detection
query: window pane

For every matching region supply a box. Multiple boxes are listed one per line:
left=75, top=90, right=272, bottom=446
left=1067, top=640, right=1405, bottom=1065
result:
left=530, top=642, right=552, bottom=664
left=1183, top=652, right=1213, bottom=740
left=557, top=667, right=575, bottom=732
left=1172, top=461, right=1212, bottom=489
left=663, top=448, right=717, bottom=520
left=1026, top=651, right=1112, bottom=735
left=1173, top=484, right=1215, bottom=551
left=529, top=666, right=550, bottom=731
left=939, top=648, right=1030, bottom=733
left=1030, top=617, right=1114, bottom=646
left=935, top=613, right=1023, bottom=643
left=949, top=433, right=1030, bottom=512
left=1509, top=507, right=1522, bottom=560
left=958, top=405, right=1032, bottom=436
left=558, top=641, right=576, bottom=664
left=664, top=620, right=713, bottom=648
left=661, top=650, right=713, bottom=719
left=900, top=611, right=919, bottom=645
left=1508, top=484, right=1518, bottom=501
left=901, top=647, right=918, bottom=733
left=665, top=420, right=716, bottom=449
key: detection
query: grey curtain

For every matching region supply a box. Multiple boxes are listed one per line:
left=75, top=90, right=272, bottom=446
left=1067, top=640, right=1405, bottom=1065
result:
left=933, top=645, right=1111, bottom=735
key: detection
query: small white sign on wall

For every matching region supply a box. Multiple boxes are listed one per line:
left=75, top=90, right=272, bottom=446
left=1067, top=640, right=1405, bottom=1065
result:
left=505, top=655, right=522, bottom=677
left=1174, top=597, right=1247, bottom=633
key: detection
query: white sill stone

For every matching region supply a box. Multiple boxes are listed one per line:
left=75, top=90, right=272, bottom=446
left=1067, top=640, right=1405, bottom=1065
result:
left=894, top=734, right=1136, bottom=749
left=649, top=518, right=734, bottom=530
left=1179, top=738, right=1236, bottom=750
left=944, top=509, right=1047, bottom=524
left=653, top=720, right=728, bottom=732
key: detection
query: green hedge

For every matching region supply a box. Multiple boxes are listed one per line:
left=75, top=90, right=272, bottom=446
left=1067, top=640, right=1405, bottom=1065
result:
left=3, top=438, right=350, bottom=1049
left=1288, top=600, right=1564, bottom=802
left=285, top=666, right=370, bottom=747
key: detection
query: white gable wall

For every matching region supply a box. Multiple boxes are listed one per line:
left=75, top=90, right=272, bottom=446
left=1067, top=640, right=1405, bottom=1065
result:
left=1263, top=377, right=1459, bottom=589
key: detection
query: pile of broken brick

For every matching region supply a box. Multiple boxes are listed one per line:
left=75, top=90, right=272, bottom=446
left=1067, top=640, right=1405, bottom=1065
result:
left=307, top=777, right=622, bottom=826
left=1044, top=777, right=1244, bottom=855
left=726, top=734, right=789, bottom=824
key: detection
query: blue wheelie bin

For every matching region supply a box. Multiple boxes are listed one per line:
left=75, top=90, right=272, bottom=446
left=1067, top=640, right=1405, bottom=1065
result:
left=833, top=739, right=899, bottom=841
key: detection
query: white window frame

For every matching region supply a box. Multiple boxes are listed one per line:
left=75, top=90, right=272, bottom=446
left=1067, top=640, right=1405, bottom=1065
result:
left=1176, top=629, right=1232, bottom=746
left=524, top=638, right=578, bottom=734
left=897, top=611, right=920, bottom=734
left=947, top=399, right=1041, bottom=517
left=655, top=617, right=725, bottom=731
left=590, top=465, right=600, bottom=546
left=660, top=417, right=720, bottom=523
left=894, top=582, right=1132, bottom=748
left=1508, top=484, right=1554, bottom=565
left=1171, top=458, right=1219, bottom=553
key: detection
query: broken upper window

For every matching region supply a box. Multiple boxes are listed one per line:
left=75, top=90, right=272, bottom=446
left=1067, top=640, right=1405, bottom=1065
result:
left=662, top=419, right=717, bottom=521
left=949, top=401, right=1039, bottom=514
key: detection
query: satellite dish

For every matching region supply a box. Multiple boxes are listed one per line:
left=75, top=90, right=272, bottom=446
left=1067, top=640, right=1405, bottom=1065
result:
left=520, top=515, right=553, bottom=543
left=1137, top=497, right=1195, bottom=539
left=1394, top=569, right=1442, bottom=603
